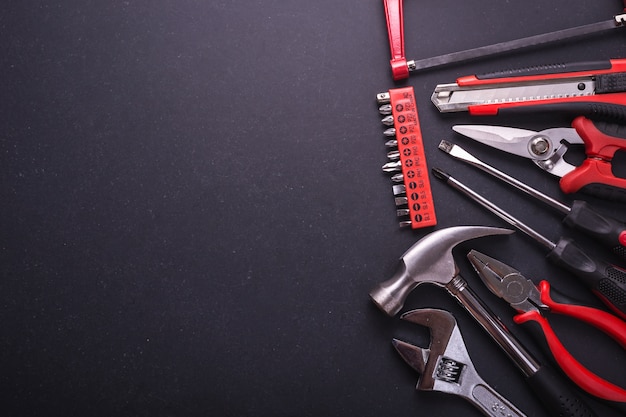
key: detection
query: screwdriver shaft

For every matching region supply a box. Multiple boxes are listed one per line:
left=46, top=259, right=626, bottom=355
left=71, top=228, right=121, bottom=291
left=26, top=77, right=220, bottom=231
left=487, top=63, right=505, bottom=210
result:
left=438, top=140, right=571, bottom=214
left=432, top=168, right=557, bottom=250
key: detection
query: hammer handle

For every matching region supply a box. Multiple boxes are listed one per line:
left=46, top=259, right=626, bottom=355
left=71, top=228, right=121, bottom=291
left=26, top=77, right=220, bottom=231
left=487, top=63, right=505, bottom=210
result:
left=448, top=276, right=598, bottom=417
left=449, top=276, right=540, bottom=375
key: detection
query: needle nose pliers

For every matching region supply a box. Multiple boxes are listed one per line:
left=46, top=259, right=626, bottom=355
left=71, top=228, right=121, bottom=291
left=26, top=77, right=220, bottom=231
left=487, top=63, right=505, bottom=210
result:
left=467, top=249, right=626, bottom=402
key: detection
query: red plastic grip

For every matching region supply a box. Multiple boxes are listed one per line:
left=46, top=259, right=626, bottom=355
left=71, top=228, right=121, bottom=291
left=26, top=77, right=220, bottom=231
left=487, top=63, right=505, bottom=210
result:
left=384, top=0, right=409, bottom=80
left=388, top=87, right=437, bottom=228
left=458, top=59, right=626, bottom=87
left=513, top=281, right=626, bottom=402
left=560, top=116, right=626, bottom=194
left=538, top=280, right=626, bottom=347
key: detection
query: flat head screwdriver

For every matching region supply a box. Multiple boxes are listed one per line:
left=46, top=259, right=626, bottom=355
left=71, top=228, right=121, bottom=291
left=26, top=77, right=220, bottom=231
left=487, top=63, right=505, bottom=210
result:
left=438, top=140, right=626, bottom=260
left=432, top=167, right=626, bottom=320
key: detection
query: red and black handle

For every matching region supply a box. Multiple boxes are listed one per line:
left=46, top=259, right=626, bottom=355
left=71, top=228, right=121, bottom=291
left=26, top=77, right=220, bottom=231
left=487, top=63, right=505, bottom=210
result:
left=561, top=116, right=626, bottom=201
left=461, top=59, right=626, bottom=120
left=514, top=280, right=626, bottom=402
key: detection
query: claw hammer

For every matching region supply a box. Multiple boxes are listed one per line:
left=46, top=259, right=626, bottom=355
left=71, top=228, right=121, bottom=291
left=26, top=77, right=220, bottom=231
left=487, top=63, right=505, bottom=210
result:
left=369, top=226, right=597, bottom=417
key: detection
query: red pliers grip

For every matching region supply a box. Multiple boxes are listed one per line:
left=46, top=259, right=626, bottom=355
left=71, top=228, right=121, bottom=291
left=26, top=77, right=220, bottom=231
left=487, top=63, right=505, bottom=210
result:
left=514, top=280, right=626, bottom=402
left=562, top=116, right=626, bottom=201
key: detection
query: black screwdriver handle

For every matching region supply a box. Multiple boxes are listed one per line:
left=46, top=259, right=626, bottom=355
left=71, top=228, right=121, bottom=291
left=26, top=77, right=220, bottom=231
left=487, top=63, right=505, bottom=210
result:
left=527, top=366, right=597, bottom=417
left=547, top=237, right=626, bottom=319
left=564, top=200, right=626, bottom=260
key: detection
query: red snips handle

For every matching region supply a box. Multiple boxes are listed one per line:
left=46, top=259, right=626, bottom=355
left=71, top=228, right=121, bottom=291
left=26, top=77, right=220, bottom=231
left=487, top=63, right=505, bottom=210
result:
left=560, top=116, right=626, bottom=196
left=514, top=280, right=626, bottom=402
left=383, top=0, right=409, bottom=80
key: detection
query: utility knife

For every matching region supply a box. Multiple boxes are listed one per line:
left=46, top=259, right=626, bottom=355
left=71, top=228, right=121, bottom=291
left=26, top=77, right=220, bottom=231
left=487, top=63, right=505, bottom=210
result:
left=431, top=59, right=626, bottom=120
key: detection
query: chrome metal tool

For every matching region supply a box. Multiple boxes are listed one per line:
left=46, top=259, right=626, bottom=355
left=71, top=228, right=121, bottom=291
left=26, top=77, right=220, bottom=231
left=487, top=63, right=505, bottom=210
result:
left=437, top=140, right=626, bottom=259
left=369, top=226, right=597, bottom=417
left=467, top=250, right=626, bottom=402
left=432, top=168, right=626, bottom=319
left=451, top=116, right=626, bottom=201
left=393, top=308, right=527, bottom=417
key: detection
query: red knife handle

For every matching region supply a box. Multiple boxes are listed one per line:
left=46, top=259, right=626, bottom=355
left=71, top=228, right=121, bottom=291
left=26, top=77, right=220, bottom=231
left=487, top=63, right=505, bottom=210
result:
left=383, top=0, right=409, bottom=80
left=560, top=116, right=626, bottom=201
left=459, top=59, right=626, bottom=85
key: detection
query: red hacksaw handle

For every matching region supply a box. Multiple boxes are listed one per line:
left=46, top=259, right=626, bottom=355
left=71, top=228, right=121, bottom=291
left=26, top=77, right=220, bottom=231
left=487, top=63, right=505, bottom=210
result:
left=514, top=280, right=626, bottom=402
left=384, top=0, right=409, bottom=80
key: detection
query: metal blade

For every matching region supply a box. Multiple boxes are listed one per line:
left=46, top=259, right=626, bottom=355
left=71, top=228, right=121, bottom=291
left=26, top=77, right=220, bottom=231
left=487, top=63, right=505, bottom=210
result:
left=452, top=125, right=539, bottom=159
left=453, top=125, right=582, bottom=163
left=392, top=338, right=429, bottom=374
left=409, top=15, right=626, bottom=74
left=432, top=78, right=595, bottom=113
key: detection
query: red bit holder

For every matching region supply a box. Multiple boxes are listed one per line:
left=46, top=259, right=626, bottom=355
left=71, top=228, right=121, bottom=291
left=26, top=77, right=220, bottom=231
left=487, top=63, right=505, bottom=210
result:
left=378, top=86, right=437, bottom=229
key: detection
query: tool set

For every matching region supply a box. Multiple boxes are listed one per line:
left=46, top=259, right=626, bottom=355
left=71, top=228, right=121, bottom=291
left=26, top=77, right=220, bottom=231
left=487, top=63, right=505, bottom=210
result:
left=432, top=167, right=626, bottom=319
left=467, top=250, right=626, bottom=402
left=437, top=140, right=626, bottom=259
left=370, top=226, right=598, bottom=416
left=452, top=116, right=626, bottom=201
left=369, top=2, right=626, bottom=415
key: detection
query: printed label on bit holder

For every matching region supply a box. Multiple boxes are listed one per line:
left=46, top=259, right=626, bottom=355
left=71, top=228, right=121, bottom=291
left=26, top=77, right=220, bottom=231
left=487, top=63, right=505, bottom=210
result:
left=380, top=87, right=437, bottom=229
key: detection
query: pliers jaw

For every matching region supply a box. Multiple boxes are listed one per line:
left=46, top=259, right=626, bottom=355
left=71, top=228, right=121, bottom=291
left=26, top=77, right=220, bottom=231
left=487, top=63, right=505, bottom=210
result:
left=466, top=250, right=548, bottom=313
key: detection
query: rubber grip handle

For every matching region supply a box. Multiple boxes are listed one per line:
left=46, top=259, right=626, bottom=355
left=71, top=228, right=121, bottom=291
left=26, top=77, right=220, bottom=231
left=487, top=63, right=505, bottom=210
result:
left=564, top=200, right=626, bottom=259
left=474, top=61, right=612, bottom=80
left=547, top=238, right=626, bottom=320
left=526, top=366, right=597, bottom=417
left=479, top=100, right=626, bottom=121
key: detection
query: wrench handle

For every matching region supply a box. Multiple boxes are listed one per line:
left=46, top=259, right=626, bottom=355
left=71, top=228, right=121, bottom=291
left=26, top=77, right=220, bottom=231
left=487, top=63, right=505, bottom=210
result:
left=468, top=382, right=527, bottom=417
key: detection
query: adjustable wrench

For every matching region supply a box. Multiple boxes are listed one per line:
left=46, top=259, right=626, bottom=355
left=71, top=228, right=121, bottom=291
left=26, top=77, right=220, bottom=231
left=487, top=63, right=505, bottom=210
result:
left=393, top=308, right=527, bottom=417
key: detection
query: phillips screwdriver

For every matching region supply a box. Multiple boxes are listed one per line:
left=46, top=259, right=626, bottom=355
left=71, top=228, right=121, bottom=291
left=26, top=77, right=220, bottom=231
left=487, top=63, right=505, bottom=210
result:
left=432, top=167, right=626, bottom=319
left=438, top=140, right=626, bottom=260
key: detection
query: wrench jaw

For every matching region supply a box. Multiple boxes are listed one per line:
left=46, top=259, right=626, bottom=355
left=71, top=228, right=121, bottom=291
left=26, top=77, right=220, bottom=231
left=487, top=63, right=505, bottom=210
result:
left=394, top=309, right=528, bottom=417
left=396, top=309, right=474, bottom=395
left=393, top=309, right=478, bottom=400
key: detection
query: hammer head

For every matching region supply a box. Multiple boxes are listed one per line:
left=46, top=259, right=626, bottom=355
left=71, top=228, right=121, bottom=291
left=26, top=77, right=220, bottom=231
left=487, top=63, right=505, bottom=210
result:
left=369, top=226, right=513, bottom=316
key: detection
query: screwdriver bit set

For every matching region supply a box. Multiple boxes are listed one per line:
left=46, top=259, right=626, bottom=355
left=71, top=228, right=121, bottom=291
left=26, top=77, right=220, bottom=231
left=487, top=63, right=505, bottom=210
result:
left=377, top=86, right=437, bottom=229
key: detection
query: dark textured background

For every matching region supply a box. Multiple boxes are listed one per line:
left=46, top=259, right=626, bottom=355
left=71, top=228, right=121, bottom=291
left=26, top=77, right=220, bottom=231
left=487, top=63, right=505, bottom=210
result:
left=2, top=1, right=625, bottom=416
